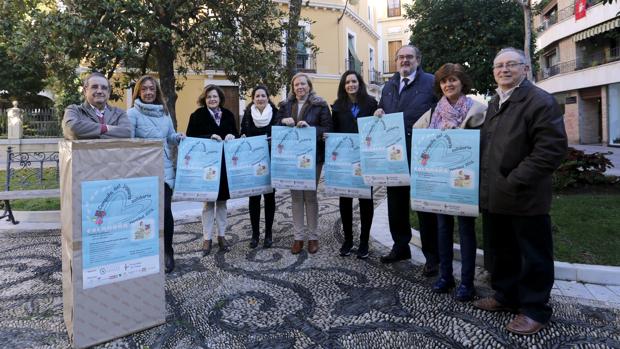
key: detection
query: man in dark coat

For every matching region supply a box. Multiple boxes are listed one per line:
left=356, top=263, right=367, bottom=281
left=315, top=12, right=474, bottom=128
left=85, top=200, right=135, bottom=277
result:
left=473, top=47, right=567, bottom=335
left=374, top=45, right=439, bottom=275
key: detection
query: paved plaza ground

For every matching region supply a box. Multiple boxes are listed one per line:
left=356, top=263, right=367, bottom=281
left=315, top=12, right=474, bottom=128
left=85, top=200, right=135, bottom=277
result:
left=1, top=188, right=620, bottom=348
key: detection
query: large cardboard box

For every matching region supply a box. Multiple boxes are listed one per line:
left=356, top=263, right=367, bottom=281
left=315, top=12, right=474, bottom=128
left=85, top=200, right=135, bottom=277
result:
left=60, top=139, right=166, bottom=348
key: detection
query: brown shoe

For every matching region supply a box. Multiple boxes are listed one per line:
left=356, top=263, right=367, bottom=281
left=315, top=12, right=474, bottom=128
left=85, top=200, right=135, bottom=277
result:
left=291, top=240, right=304, bottom=254
left=217, top=236, right=230, bottom=252
left=472, top=297, right=517, bottom=313
left=307, top=240, right=319, bottom=254
left=202, top=240, right=212, bottom=257
left=506, top=314, right=546, bottom=335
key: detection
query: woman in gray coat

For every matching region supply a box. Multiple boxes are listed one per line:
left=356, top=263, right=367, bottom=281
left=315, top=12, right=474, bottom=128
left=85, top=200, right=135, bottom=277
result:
left=127, top=75, right=184, bottom=274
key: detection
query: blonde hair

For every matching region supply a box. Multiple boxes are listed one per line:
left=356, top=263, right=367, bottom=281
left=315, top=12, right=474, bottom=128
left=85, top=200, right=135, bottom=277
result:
left=289, top=72, right=314, bottom=97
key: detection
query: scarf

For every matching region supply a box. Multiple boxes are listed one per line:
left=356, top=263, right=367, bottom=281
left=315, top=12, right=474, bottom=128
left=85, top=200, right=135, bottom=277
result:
left=209, top=107, right=222, bottom=126
left=429, top=95, right=472, bottom=130
left=250, top=104, right=273, bottom=128
left=351, top=103, right=360, bottom=118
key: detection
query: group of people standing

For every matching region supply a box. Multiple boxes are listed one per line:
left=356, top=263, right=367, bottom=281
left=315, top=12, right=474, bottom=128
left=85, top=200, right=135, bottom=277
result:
left=62, top=44, right=567, bottom=336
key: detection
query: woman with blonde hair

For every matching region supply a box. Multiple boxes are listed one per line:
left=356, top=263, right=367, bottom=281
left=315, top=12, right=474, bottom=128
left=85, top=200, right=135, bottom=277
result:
left=276, top=73, right=332, bottom=254
left=127, top=75, right=184, bottom=273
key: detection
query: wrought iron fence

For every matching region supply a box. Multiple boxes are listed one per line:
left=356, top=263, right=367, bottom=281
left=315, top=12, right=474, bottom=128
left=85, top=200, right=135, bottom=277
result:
left=537, top=47, right=620, bottom=81
left=345, top=59, right=364, bottom=75
left=368, top=68, right=382, bottom=85
left=0, top=107, right=62, bottom=139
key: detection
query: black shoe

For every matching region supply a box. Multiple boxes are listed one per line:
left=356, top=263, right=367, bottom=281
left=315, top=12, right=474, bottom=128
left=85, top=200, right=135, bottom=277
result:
left=339, top=240, right=353, bottom=256
left=356, top=244, right=369, bottom=259
left=455, top=283, right=476, bottom=302
left=164, top=253, right=175, bottom=274
left=422, top=263, right=439, bottom=277
left=249, top=234, right=259, bottom=249
left=380, top=250, right=411, bottom=264
left=432, top=277, right=455, bottom=293
left=263, top=231, right=273, bottom=248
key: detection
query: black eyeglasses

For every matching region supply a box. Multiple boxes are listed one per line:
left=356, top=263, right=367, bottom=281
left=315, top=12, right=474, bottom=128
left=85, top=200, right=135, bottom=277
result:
left=493, top=62, right=525, bottom=70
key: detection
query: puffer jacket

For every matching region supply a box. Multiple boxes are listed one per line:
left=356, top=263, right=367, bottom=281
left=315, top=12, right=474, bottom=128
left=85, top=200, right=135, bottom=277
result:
left=276, top=91, right=332, bottom=163
left=128, top=99, right=182, bottom=189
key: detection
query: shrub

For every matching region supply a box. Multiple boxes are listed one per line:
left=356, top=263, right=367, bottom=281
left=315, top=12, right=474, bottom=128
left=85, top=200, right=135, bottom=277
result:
left=553, top=147, right=615, bottom=190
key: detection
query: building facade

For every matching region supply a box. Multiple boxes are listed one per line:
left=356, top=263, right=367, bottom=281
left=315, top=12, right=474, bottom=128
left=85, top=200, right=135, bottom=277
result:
left=535, top=0, right=620, bottom=146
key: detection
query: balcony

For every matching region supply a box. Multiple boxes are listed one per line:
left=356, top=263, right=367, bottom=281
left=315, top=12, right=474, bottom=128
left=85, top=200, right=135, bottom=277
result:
left=295, top=52, right=316, bottom=73
left=537, top=47, right=620, bottom=81
left=345, top=58, right=364, bottom=75
left=368, top=68, right=382, bottom=85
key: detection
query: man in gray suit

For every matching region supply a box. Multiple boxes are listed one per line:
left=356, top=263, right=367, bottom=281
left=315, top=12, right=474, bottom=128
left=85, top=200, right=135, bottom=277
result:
left=62, top=72, right=131, bottom=140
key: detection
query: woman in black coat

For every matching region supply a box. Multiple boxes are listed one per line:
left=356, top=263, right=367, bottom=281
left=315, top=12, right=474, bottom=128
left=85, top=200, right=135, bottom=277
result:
left=186, top=84, right=239, bottom=256
left=331, top=70, right=377, bottom=259
left=276, top=73, right=332, bottom=255
left=240, top=85, right=278, bottom=249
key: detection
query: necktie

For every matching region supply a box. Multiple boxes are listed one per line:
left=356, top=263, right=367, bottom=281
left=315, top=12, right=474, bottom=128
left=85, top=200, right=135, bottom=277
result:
left=400, top=78, right=410, bottom=94
left=95, top=108, right=105, bottom=124
left=213, top=109, right=221, bottom=126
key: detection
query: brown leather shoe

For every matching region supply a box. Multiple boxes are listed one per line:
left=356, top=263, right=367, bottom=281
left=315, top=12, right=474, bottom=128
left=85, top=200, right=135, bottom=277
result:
left=472, top=297, right=516, bottom=313
left=307, top=240, right=319, bottom=254
left=202, top=240, right=212, bottom=257
left=217, top=236, right=230, bottom=252
left=291, top=240, right=304, bottom=254
left=506, top=314, right=546, bottom=335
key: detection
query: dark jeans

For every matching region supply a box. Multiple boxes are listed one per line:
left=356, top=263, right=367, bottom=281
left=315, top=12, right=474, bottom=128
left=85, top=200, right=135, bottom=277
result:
left=339, top=194, right=374, bottom=246
left=418, top=211, right=439, bottom=266
left=483, top=211, right=554, bottom=324
left=386, top=185, right=412, bottom=255
left=164, top=184, right=174, bottom=256
left=248, top=191, right=275, bottom=235
left=437, top=214, right=476, bottom=285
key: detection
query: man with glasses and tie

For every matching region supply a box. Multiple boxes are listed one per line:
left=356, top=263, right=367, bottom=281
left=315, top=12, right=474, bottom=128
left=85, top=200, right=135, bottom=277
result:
left=374, top=45, right=438, bottom=273
left=473, top=47, right=567, bottom=335
left=62, top=72, right=131, bottom=140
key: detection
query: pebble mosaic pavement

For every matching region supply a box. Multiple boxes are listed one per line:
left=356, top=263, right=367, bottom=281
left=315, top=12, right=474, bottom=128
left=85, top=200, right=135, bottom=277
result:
left=1, top=188, right=619, bottom=348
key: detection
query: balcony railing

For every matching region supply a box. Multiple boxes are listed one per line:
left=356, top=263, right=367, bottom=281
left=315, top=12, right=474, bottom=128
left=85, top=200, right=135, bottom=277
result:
left=295, top=52, right=316, bottom=73
left=538, top=0, right=605, bottom=33
left=537, top=46, right=620, bottom=80
left=345, top=59, right=364, bottom=75
left=368, top=68, right=382, bottom=85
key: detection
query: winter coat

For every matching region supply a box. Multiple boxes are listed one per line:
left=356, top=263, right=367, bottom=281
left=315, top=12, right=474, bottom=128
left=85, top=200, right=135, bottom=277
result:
left=413, top=98, right=487, bottom=130
left=276, top=92, right=332, bottom=163
left=62, top=102, right=132, bottom=140
left=480, top=79, right=567, bottom=215
left=378, top=67, right=437, bottom=136
left=127, top=99, right=182, bottom=189
left=331, top=97, right=378, bottom=134
left=186, top=106, right=239, bottom=201
left=240, top=102, right=278, bottom=138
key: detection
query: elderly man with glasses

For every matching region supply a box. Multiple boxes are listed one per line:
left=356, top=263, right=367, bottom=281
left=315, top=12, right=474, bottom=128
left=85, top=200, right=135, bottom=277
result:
left=62, top=72, right=131, bottom=140
left=473, top=47, right=567, bottom=335
left=374, top=45, right=439, bottom=275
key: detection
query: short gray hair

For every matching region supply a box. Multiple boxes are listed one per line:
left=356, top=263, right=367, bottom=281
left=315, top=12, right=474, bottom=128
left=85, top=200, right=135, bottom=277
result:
left=494, top=47, right=526, bottom=64
left=82, top=72, right=109, bottom=90
left=395, top=45, right=422, bottom=63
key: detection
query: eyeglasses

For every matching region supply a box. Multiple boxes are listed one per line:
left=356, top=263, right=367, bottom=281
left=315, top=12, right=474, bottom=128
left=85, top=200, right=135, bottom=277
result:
left=397, top=54, right=416, bottom=61
left=493, top=62, right=525, bottom=70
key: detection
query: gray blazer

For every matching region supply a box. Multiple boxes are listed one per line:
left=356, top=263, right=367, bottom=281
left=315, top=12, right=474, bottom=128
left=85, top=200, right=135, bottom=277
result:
left=62, top=102, right=132, bottom=140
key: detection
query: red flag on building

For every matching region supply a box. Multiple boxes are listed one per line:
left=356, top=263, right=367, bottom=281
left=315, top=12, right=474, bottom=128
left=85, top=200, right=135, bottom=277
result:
left=575, top=0, right=587, bottom=20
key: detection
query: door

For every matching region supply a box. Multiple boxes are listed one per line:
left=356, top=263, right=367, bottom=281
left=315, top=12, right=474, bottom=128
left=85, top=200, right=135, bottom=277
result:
left=220, top=86, right=240, bottom=133
left=388, top=41, right=402, bottom=73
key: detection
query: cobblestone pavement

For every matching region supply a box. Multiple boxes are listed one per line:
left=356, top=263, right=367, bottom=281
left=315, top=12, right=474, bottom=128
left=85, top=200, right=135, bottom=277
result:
left=1, top=189, right=620, bottom=348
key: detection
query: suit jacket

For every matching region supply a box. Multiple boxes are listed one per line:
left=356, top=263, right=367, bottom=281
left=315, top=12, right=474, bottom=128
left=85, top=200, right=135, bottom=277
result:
left=331, top=97, right=378, bottom=133
left=480, top=79, right=567, bottom=215
left=62, top=102, right=131, bottom=140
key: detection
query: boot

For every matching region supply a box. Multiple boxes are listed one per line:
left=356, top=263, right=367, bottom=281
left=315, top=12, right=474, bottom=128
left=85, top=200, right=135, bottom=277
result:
left=263, top=230, right=273, bottom=248
left=249, top=231, right=259, bottom=249
left=218, top=236, right=230, bottom=252
left=164, top=252, right=175, bottom=273
left=202, top=240, right=212, bottom=257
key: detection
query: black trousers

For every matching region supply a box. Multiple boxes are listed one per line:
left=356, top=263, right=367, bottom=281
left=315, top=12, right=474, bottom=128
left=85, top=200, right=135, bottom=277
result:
left=248, top=191, right=275, bottom=235
left=483, top=211, right=554, bottom=324
left=164, top=184, right=174, bottom=256
left=339, top=194, right=374, bottom=246
left=386, top=185, right=412, bottom=255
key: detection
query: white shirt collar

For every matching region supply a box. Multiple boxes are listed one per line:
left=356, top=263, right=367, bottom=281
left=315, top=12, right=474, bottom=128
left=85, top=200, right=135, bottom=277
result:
left=401, top=70, right=416, bottom=84
left=495, top=77, right=526, bottom=106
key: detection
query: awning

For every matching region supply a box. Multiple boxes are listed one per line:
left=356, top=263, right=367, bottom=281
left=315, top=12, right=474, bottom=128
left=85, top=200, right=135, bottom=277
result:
left=573, top=18, right=620, bottom=42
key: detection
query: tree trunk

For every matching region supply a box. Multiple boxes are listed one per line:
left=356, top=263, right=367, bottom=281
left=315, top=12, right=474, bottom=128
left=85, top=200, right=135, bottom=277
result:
left=156, top=40, right=178, bottom=129
left=285, top=0, right=303, bottom=89
left=522, top=0, right=533, bottom=81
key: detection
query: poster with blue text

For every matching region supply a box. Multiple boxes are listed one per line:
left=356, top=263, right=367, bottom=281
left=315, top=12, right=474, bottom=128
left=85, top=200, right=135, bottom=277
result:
left=81, top=176, right=160, bottom=289
left=271, top=126, right=317, bottom=190
left=224, top=135, right=272, bottom=198
left=357, top=113, right=409, bottom=186
left=174, top=137, right=222, bottom=201
left=324, top=133, right=371, bottom=198
left=410, top=129, right=480, bottom=217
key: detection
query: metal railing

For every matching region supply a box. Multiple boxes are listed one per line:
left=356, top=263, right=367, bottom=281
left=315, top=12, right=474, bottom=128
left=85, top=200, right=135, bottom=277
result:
left=345, top=58, right=364, bottom=75
left=0, top=108, right=62, bottom=139
left=295, top=52, right=317, bottom=73
left=537, top=47, right=620, bottom=80
left=368, top=68, right=382, bottom=85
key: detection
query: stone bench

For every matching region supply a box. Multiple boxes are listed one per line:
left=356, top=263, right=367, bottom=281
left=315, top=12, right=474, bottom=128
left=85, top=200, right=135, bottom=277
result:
left=0, top=146, right=60, bottom=224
